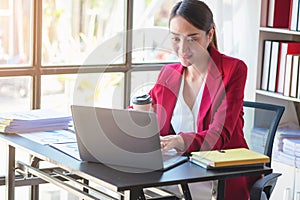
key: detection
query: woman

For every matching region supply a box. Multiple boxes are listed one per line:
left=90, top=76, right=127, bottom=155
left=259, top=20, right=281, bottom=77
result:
left=148, top=0, right=257, bottom=199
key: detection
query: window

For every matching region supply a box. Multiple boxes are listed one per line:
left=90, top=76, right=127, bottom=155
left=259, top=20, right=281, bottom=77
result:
left=0, top=0, right=32, bottom=66
left=42, top=0, right=125, bottom=65
left=0, top=1, right=178, bottom=199
left=0, top=0, right=178, bottom=113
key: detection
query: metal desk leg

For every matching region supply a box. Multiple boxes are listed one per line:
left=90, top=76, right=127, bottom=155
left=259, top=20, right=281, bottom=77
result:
left=30, top=156, right=40, bottom=200
left=6, top=145, right=15, bottom=200
left=124, top=188, right=146, bottom=200
left=131, top=188, right=146, bottom=200
left=181, top=183, right=192, bottom=200
left=217, top=179, right=225, bottom=200
left=30, top=186, right=39, bottom=200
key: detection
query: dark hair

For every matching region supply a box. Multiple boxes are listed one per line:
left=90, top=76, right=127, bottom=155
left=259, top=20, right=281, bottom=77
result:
left=169, top=0, right=218, bottom=49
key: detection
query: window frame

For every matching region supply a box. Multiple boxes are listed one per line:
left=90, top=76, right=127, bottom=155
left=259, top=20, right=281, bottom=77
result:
left=0, top=0, right=165, bottom=110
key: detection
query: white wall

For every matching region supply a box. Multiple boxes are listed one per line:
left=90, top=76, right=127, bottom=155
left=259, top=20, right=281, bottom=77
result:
left=206, top=0, right=261, bottom=101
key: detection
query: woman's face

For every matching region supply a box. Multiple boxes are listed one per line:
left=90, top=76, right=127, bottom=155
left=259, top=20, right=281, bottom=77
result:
left=169, top=16, right=213, bottom=67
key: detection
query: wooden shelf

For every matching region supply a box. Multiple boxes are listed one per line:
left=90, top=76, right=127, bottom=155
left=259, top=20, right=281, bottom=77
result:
left=256, top=90, right=300, bottom=103
left=259, top=27, right=300, bottom=35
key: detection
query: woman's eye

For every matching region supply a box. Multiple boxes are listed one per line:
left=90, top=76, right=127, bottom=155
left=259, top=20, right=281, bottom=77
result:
left=171, top=37, right=180, bottom=42
left=187, top=38, right=197, bottom=43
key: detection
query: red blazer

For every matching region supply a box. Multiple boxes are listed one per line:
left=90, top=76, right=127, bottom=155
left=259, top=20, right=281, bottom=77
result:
left=149, top=46, right=257, bottom=200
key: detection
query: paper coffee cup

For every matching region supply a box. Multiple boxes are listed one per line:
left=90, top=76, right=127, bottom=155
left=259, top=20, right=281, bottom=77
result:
left=132, top=94, right=152, bottom=111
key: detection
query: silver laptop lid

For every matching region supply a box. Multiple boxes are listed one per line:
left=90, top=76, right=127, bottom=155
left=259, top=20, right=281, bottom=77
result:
left=71, top=105, right=164, bottom=172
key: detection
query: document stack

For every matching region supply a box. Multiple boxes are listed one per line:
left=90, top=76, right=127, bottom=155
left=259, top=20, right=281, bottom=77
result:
left=273, top=126, right=300, bottom=168
left=0, top=109, right=72, bottom=134
left=280, top=139, right=300, bottom=168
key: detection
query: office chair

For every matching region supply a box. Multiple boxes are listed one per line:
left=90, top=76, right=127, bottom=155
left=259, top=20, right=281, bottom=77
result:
left=243, top=101, right=284, bottom=200
left=177, top=101, right=285, bottom=200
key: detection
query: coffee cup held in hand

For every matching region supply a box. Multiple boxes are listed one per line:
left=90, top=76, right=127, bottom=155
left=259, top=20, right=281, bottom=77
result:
left=132, top=94, right=152, bottom=111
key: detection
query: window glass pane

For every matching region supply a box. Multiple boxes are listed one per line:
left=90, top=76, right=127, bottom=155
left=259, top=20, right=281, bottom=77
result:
left=0, top=0, right=32, bottom=66
left=130, top=71, right=159, bottom=104
left=132, top=0, right=179, bottom=63
left=42, top=0, right=125, bottom=65
left=0, top=76, right=31, bottom=111
left=41, top=73, right=124, bottom=113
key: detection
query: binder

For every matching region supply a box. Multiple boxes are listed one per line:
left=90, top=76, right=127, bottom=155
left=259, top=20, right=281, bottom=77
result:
left=190, top=148, right=270, bottom=169
left=267, top=0, right=292, bottom=28
left=277, top=42, right=300, bottom=93
left=261, top=40, right=272, bottom=90
left=283, top=55, right=293, bottom=97
left=268, top=41, right=279, bottom=92
left=290, top=55, right=299, bottom=98
left=290, top=0, right=299, bottom=30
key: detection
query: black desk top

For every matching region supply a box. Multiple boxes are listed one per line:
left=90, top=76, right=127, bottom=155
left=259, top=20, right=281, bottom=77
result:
left=0, top=133, right=272, bottom=192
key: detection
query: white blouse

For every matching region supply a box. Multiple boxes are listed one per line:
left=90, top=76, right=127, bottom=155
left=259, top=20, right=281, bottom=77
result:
left=170, top=71, right=215, bottom=200
left=171, top=71, right=207, bottom=134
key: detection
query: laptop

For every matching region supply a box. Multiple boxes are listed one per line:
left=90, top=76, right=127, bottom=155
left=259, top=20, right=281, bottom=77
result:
left=70, top=105, right=188, bottom=172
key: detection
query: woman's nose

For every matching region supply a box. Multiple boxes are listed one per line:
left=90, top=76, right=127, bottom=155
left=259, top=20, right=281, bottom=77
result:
left=178, top=39, right=189, bottom=54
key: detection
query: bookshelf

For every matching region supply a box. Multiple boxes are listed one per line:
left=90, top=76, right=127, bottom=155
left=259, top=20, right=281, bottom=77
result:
left=256, top=0, right=300, bottom=126
left=258, top=1, right=300, bottom=199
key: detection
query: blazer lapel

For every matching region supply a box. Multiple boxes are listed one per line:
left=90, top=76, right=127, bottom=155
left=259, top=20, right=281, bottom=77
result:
left=198, top=47, right=224, bottom=130
left=163, top=64, right=184, bottom=94
left=156, top=64, right=184, bottom=135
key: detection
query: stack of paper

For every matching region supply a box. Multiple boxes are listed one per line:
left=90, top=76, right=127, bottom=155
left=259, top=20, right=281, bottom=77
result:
left=249, top=127, right=268, bottom=154
left=272, top=127, right=300, bottom=163
left=0, top=109, right=72, bottom=133
left=282, top=139, right=300, bottom=155
left=190, top=148, right=270, bottom=169
left=273, top=128, right=300, bottom=151
left=280, top=139, right=300, bottom=168
left=277, top=151, right=295, bottom=167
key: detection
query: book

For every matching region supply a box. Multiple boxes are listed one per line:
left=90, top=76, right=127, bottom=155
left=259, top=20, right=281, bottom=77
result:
left=283, top=54, right=293, bottom=96
left=277, top=41, right=300, bottom=93
left=298, top=0, right=300, bottom=31
left=267, top=0, right=292, bottom=28
left=261, top=40, right=272, bottom=90
left=290, top=0, right=299, bottom=30
left=260, top=0, right=269, bottom=27
left=298, top=67, right=300, bottom=99
left=268, top=41, right=279, bottom=92
left=190, top=148, right=270, bottom=169
left=267, top=0, right=275, bottom=27
left=290, top=55, right=299, bottom=98
left=276, top=42, right=288, bottom=93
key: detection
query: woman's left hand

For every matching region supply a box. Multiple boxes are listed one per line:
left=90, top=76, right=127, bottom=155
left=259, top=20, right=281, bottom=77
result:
left=160, top=135, right=185, bottom=154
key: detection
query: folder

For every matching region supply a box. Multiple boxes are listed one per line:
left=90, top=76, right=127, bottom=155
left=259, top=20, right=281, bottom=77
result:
left=267, top=0, right=292, bottom=28
left=261, top=40, right=272, bottom=90
left=190, top=148, right=270, bottom=169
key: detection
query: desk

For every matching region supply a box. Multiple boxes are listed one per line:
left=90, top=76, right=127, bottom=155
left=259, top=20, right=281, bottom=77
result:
left=0, top=133, right=272, bottom=200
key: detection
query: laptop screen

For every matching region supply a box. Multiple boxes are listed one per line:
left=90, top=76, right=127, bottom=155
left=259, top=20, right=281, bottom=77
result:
left=71, top=105, right=166, bottom=172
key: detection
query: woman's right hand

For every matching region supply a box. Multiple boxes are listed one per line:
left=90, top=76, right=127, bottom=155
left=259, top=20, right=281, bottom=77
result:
left=160, top=135, right=185, bottom=154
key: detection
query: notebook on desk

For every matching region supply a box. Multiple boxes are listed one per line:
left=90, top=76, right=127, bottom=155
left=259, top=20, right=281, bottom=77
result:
left=190, top=148, right=270, bottom=169
left=70, top=105, right=188, bottom=172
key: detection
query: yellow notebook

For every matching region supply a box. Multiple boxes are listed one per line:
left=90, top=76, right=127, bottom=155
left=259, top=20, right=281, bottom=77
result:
left=190, top=148, right=270, bottom=169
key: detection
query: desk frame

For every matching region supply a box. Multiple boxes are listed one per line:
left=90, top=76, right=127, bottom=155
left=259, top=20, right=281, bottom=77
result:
left=0, top=134, right=272, bottom=200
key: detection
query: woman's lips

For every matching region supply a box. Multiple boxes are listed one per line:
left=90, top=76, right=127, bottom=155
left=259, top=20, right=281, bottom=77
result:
left=181, top=54, right=192, bottom=61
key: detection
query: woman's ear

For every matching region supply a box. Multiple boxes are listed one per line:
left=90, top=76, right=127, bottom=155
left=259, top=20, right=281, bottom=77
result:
left=208, top=28, right=214, bottom=43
